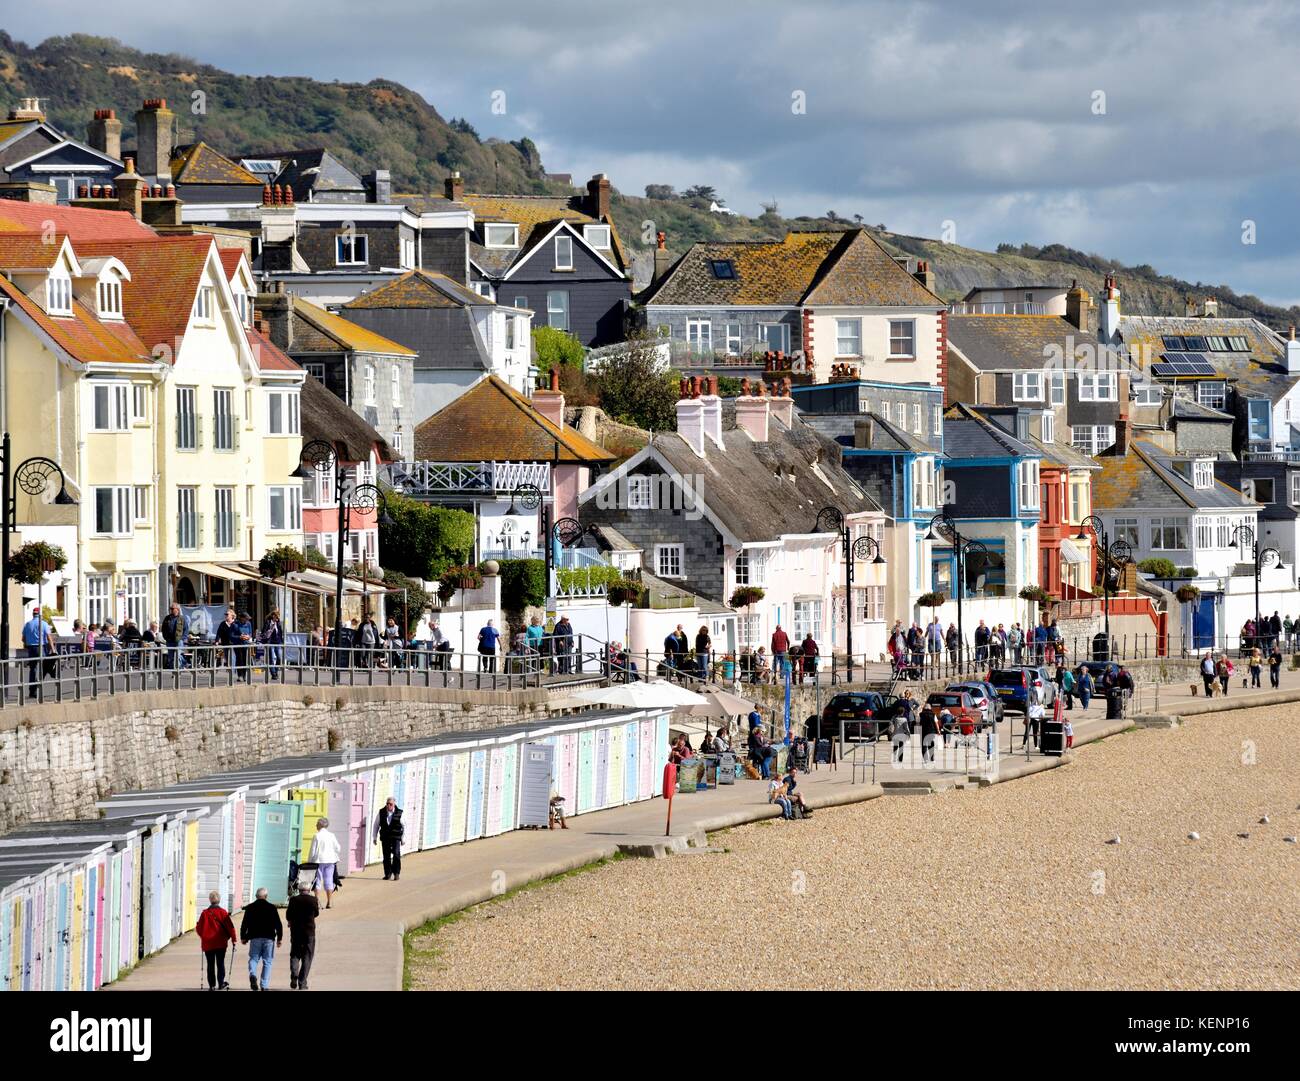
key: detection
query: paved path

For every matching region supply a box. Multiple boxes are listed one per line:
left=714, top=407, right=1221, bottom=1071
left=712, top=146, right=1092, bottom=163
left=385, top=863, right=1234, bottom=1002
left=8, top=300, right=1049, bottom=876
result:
left=108, top=674, right=1293, bottom=992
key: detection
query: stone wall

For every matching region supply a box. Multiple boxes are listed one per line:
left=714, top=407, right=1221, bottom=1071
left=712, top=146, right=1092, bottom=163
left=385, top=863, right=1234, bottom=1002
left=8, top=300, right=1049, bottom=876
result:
left=0, top=683, right=559, bottom=832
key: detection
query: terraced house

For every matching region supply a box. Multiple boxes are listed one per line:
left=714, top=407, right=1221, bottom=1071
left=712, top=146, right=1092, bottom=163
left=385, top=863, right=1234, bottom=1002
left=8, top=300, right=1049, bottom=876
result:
left=400, top=172, right=632, bottom=346
left=0, top=197, right=305, bottom=636
left=642, top=228, right=946, bottom=385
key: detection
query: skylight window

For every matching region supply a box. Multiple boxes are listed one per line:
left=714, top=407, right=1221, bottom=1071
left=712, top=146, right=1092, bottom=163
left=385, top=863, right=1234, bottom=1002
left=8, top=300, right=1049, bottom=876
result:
left=1228, top=336, right=1250, bottom=351
left=1161, top=335, right=1185, bottom=350
left=1182, top=335, right=1209, bottom=351
left=710, top=260, right=736, bottom=280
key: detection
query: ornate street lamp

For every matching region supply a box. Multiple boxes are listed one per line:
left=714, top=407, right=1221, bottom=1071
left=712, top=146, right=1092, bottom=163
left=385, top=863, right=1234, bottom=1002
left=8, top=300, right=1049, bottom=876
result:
left=814, top=506, right=885, bottom=683
left=1230, top=523, right=1280, bottom=650
left=1075, top=514, right=1132, bottom=658
left=924, top=509, right=988, bottom=671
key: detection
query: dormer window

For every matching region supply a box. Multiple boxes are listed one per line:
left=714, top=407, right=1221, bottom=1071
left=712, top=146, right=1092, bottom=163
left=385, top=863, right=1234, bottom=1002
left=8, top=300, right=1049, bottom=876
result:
left=97, top=279, right=123, bottom=318
left=47, top=275, right=72, bottom=316
left=484, top=223, right=519, bottom=249
left=584, top=224, right=611, bottom=249
left=234, top=292, right=252, bottom=328
left=192, top=285, right=215, bottom=324
left=1193, top=459, right=1214, bottom=489
left=335, top=233, right=368, bottom=265
left=554, top=235, right=573, bottom=270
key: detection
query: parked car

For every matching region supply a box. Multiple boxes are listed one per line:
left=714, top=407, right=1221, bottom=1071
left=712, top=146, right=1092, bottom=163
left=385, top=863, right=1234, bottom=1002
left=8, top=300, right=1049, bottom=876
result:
left=819, top=691, right=906, bottom=741
left=924, top=690, right=984, bottom=731
left=946, top=680, right=1004, bottom=724
left=988, top=666, right=1057, bottom=714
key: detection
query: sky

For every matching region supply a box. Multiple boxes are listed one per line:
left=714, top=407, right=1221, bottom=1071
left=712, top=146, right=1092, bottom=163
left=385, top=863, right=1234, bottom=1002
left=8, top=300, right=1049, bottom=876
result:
left=7, top=0, right=1300, bottom=304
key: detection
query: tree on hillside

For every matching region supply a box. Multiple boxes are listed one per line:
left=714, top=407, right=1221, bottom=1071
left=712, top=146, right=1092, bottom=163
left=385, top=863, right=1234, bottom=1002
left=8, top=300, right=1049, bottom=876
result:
left=532, top=326, right=584, bottom=376
left=683, top=185, right=717, bottom=201
left=645, top=184, right=676, bottom=200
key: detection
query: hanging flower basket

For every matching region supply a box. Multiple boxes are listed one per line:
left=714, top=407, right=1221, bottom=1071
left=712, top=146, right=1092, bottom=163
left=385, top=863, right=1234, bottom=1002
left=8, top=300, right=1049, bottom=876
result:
left=728, top=586, right=766, bottom=610
left=1019, top=585, right=1053, bottom=605
left=607, top=579, right=644, bottom=607
left=258, top=544, right=306, bottom=579
left=1175, top=584, right=1201, bottom=603
left=8, top=541, right=67, bottom=585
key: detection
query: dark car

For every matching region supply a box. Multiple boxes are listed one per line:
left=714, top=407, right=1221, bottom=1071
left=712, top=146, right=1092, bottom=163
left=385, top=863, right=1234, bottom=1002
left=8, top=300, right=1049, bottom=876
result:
left=988, top=666, right=1056, bottom=714
left=946, top=680, right=1004, bottom=724
left=819, top=691, right=906, bottom=741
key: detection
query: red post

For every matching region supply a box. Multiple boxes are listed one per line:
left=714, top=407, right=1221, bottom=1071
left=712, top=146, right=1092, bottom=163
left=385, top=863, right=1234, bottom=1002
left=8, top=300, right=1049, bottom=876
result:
left=662, top=762, right=677, bottom=837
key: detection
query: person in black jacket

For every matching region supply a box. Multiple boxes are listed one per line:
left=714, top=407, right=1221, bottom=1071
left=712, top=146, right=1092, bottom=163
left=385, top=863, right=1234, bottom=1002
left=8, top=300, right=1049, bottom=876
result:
left=286, top=882, right=320, bottom=990
left=239, top=887, right=284, bottom=991
left=372, top=796, right=404, bottom=880
left=161, top=603, right=186, bottom=670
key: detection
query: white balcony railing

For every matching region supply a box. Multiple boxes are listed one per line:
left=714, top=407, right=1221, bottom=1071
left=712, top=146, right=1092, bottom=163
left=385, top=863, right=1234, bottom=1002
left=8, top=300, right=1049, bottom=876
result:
left=384, top=460, right=551, bottom=497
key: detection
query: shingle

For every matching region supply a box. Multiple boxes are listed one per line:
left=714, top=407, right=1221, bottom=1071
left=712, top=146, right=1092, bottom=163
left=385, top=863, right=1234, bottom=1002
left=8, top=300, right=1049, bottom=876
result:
left=291, top=298, right=416, bottom=356
left=947, top=314, right=1110, bottom=372
left=343, top=269, right=489, bottom=310
left=0, top=199, right=155, bottom=241
left=170, top=142, right=263, bottom=186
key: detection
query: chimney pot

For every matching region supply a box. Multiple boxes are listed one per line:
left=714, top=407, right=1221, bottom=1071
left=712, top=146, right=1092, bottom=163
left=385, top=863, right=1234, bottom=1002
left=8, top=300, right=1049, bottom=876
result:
left=656, top=230, right=666, bottom=250
left=262, top=184, right=273, bottom=206
left=740, top=377, right=751, bottom=396
left=284, top=185, right=294, bottom=205
left=166, top=183, right=176, bottom=198
left=679, top=377, right=689, bottom=400
left=549, top=368, right=560, bottom=392
left=78, top=184, right=89, bottom=198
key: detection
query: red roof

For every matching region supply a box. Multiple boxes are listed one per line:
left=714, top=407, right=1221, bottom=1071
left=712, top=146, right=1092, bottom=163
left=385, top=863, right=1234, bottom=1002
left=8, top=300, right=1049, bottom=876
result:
left=0, top=200, right=156, bottom=241
left=218, top=247, right=248, bottom=279
left=77, top=235, right=215, bottom=358
left=0, top=231, right=71, bottom=270
left=245, top=325, right=301, bottom=372
left=0, top=274, right=150, bottom=365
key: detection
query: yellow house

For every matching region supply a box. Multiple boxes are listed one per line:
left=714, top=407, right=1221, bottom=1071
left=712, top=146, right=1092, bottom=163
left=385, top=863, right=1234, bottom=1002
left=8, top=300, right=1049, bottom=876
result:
left=0, top=207, right=304, bottom=638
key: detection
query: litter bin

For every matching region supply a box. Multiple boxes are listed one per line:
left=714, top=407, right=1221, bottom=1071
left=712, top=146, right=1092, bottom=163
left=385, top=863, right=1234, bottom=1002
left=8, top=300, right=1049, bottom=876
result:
left=1039, top=719, right=1065, bottom=757
left=1105, top=689, right=1127, bottom=720
left=1091, top=632, right=1111, bottom=662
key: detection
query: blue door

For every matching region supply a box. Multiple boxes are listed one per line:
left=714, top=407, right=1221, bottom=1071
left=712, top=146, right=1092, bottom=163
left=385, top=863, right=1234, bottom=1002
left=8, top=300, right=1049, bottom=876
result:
left=1193, top=595, right=1216, bottom=649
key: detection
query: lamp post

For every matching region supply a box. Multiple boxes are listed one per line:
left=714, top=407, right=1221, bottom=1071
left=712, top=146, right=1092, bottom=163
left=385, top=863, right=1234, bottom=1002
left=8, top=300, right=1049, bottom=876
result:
left=2, top=433, right=76, bottom=678
left=294, top=439, right=393, bottom=655
left=813, top=507, right=885, bottom=684
left=1230, top=523, right=1279, bottom=650
left=924, top=509, right=988, bottom=672
left=1075, top=514, right=1131, bottom=658
left=504, top=482, right=543, bottom=563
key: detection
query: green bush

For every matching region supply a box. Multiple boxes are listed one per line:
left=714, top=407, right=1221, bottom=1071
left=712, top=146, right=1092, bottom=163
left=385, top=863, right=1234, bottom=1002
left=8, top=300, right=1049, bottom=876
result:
left=1138, top=557, right=1178, bottom=579
left=533, top=326, right=584, bottom=376
left=498, top=559, right=547, bottom=610
left=381, top=569, right=434, bottom=630
left=1177, top=566, right=1197, bottom=578
left=379, top=490, right=475, bottom=579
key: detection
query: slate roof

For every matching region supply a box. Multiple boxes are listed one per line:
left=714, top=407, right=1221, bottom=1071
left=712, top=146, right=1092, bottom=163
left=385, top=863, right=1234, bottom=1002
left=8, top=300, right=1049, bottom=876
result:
left=301, top=373, right=394, bottom=463
left=644, top=402, right=881, bottom=543
left=414, top=375, right=615, bottom=464
left=946, top=314, right=1116, bottom=372
left=170, top=142, right=263, bottom=186
left=397, top=190, right=629, bottom=276
left=643, top=228, right=941, bottom=308
left=1168, top=395, right=1233, bottom=422
left=342, top=269, right=491, bottom=310
left=0, top=199, right=155, bottom=240
left=1118, top=314, right=1295, bottom=405
left=1092, top=438, right=1249, bottom=512
left=289, top=298, right=416, bottom=357
left=942, top=403, right=1039, bottom=460
left=258, top=149, right=367, bottom=202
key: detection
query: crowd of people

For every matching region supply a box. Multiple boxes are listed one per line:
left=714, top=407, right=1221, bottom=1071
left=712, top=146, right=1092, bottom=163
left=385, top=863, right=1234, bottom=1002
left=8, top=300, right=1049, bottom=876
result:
left=661, top=622, right=820, bottom=685
left=886, top=617, right=1072, bottom=672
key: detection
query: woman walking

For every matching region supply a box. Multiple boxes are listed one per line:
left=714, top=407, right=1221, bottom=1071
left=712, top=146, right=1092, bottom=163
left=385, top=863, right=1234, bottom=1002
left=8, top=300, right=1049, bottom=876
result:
left=695, top=624, right=711, bottom=681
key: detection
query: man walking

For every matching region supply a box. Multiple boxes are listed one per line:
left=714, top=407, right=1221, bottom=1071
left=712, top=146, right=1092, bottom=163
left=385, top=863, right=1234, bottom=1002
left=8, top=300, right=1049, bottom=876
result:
left=196, top=890, right=237, bottom=990
left=771, top=624, right=790, bottom=681
left=553, top=615, right=574, bottom=674
left=21, top=604, right=55, bottom=699
left=477, top=619, right=500, bottom=673
left=233, top=611, right=255, bottom=681
left=373, top=796, right=404, bottom=881
left=239, top=886, right=283, bottom=990
left=309, top=817, right=342, bottom=909
left=161, top=603, right=187, bottom=670
left=286, top=882, right=320, bottom=990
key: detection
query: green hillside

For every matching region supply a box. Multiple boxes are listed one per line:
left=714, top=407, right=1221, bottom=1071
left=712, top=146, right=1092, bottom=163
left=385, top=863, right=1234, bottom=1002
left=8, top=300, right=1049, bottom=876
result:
left=3, top=32, right=1295, bottom=329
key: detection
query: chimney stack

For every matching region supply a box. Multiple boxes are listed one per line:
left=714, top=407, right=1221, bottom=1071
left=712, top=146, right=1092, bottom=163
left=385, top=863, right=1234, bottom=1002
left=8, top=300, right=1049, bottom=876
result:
left=1064, top=279, right=1092, bottom=333
left=1287, top=326, right=1300, bottom=375
left=676, top=380, right=707, bottom=456
left=1185, top=295, right=1199, bottom=318
left=912, top=259, right=936, bottom=293
left=134, top=98, right=174, bottom=182
left=1098, top=273, right=1121, bottom=344
left=367, top=169, right=392, bottom=204
left=700, top=375, right=723, bottom=449
left=444, top=171, right=464, bottom=202
left=7, top=97, right=45, bottom=122
left=735, top=385, right=771, bottom=443
left=87, top=108, right=122, bottom=160
left=1202, top=296, right=1219, bottom=317
left=532, top=368, right=566, bottom=427
left=653, top=230, right=672, bottom=287
left=114, top=157, right=146, bottom=221
left=768, top=377, right=794, bottom=428
left=1114, top=415, right=1132, bottom=456
left=586, top=173, right=611, bottom=219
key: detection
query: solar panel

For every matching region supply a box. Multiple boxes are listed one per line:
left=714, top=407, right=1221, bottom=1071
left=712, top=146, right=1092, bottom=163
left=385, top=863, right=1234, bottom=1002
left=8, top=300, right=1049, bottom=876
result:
left=1150, top=362, right=1177, bottom=377
left=1154, top=353, right=1217, bottom=377
left=1179, top=353, right=1216, bottom=376
left=1182, top=335, right=1209, bottom=351
left=1161, top=335, right=1185, bottom=350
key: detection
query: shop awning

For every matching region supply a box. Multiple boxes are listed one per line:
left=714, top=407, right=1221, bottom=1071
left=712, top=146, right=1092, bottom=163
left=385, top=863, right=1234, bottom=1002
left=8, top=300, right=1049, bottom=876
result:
left=289, top=567, right=390, bottom=596
left=180, top=562, right=265, bottom=583
left=1060, top=539, right=1088, bottom=564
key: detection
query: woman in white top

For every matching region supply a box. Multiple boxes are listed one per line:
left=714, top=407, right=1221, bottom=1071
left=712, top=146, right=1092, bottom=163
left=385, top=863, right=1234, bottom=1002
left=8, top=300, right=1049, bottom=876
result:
left=411, top=609, right=434, bottom=669
left=308, top=818, right=343, bottom=909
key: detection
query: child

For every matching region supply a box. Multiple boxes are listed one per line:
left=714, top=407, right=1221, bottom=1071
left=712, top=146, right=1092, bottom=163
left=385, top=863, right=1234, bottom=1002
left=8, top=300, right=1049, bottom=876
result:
left=1063, top=715, right=1074, bottom=750
left=781, top=764, right=813, bottom=819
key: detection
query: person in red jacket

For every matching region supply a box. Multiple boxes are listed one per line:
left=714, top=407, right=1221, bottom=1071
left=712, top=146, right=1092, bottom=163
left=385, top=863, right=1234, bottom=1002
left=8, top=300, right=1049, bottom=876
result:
left=770, top=625, right=790, bottom=682
left=196, top=891, right=238, bottom=990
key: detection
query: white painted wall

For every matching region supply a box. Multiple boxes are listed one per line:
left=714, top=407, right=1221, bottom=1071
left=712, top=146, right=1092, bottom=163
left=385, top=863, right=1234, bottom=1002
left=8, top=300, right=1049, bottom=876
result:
left=807, top=306, right=943, bottom=385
